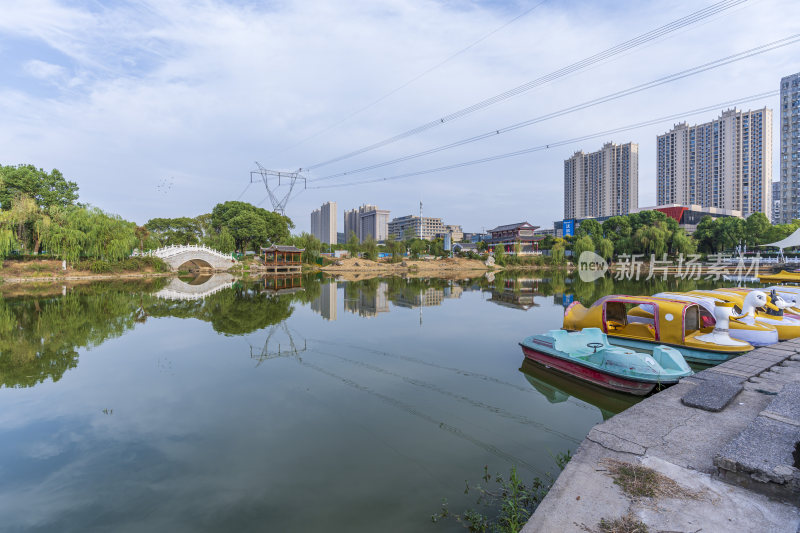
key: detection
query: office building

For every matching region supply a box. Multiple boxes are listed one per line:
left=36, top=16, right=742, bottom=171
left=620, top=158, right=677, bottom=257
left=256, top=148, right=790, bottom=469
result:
left=779, top=73, right=800, bottom=223
left=388, top=215, right=445, bottom=241
left=310, top=201, right=337, bottom=245
left=564, top=142, right=639, bottom=219
left=657, top=107, right=773, bottom=219
left=342, top=204, right=390, bottom=243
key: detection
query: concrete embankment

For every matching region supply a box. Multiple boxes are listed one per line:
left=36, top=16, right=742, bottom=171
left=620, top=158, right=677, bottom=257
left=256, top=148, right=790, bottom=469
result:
left=523, top=342, right=800, bottom=533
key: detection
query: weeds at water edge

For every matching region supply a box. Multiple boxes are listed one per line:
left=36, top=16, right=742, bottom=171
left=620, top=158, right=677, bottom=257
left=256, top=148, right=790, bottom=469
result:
left=431, top=450, right=571, bottom=533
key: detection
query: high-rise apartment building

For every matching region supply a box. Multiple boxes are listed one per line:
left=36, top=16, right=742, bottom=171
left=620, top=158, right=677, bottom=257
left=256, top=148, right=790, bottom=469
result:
left=342, top=204, right=390, bottom=243
left=773, top=181, right=782, bottom=224
left=310, top=201, right=337, bottom=244
left=779, top=73, right=800, bottom=223
left=564, top=142, right=638, bottom=219
left=657, top=107, right=773, bottom=219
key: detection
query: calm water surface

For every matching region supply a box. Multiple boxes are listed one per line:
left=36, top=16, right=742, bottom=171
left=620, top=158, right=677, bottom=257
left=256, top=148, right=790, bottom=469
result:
left=0, top=272, right=730, bottom=532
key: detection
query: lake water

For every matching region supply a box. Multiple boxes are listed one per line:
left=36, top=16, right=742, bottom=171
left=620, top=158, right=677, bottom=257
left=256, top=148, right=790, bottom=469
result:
left=0, top=272, right=728, bottom=532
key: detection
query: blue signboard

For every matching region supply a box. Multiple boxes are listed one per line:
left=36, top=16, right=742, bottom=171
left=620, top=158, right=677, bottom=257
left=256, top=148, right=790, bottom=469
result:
left=562, top=219, right=575, bottom=237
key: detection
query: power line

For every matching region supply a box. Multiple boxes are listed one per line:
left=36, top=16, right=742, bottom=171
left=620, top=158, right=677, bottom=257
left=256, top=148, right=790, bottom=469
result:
left=307, top=89, right=778, bottom=190
left=309, top=33, right=799, bottom=183
left=268, top=0, right=548, bottom=161
left=304, top=0, right=747, bottom=170
left=234, top=181, right=252, bottom=201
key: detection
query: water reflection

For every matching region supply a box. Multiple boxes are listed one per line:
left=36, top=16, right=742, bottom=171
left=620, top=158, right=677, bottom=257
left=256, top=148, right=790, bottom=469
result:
left=0, top=271, right=767, bottom=532
left=155, top=273, right=235, bottom=300
left=519, top=359, right=639, bottom=421
left=487, top=277, right=543, bottom=310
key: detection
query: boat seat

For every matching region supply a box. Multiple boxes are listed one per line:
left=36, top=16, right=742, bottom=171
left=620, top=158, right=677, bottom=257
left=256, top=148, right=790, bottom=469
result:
left=623, top=322, right=656, bottom=340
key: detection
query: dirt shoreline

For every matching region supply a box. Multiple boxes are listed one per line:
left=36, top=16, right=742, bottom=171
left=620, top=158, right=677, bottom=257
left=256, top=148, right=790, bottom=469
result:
left=0, top=272, right=176, bottom=285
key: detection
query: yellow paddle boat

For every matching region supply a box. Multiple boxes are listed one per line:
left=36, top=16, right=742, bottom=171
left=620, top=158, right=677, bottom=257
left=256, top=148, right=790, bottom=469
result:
left=650, top=292, right=778, bottom=346
left=563, top=295, right=752, bottom=364
left=758, top=270, right=800, bottom=283
left=688, top=289, right=800, bottom=340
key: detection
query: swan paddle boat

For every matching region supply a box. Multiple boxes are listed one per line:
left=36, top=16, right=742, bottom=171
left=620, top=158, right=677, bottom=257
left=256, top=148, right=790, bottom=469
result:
left=730, top=287, right=800, bottom=319
left=563, top=295, right=752, bottom=364
left=688, top=289, right=800, bottom=340
left=651, top=292, right=778, bottom=346
left=519, top=328, right=693, bottom=395
left=758, top=270, right=800, bottom=283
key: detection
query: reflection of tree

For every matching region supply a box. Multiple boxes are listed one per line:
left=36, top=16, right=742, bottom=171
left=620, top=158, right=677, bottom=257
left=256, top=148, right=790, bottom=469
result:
left=145, top=283, right=295, bottom=336
left=0, top=279, right=169, bottom=388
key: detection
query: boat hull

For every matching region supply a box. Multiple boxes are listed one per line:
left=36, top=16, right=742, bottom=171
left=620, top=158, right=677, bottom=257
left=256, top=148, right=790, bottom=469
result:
left=605, top=336, right=739, bottom=365
left=520, top=345, right=657, bottom=396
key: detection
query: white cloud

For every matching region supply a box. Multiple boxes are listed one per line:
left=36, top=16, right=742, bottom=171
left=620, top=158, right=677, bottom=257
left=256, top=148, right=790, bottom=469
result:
left=23, top=58, right=65, bottom=79
left=0, top=0, right=797, bottom=230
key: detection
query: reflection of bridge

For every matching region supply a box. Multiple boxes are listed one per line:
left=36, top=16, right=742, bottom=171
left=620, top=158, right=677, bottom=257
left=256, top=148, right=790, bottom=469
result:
left=135, top=244, right=238, bottom=271
left=154, top=273, right=236, bottom=300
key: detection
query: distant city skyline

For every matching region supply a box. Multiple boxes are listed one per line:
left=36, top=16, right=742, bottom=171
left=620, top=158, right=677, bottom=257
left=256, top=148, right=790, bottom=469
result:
left=0, top=1, right=797, bottom=232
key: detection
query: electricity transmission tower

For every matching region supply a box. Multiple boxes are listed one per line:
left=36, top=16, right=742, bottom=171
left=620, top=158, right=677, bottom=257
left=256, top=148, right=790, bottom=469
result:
left=249, top=162, right=306, bottom=215
left=249, top=323, right=307, bottom=366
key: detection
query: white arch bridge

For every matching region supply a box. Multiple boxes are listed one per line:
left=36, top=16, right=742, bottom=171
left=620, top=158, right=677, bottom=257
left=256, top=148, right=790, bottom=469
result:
left=134, top=244, right=239, bottom=271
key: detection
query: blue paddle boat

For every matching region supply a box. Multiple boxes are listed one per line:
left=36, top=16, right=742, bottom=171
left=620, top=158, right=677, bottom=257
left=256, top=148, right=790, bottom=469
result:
left=520, top=328, right=693, bottom=395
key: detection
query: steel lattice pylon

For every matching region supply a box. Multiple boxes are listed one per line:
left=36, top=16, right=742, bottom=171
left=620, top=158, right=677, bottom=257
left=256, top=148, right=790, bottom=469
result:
left=250, top=162, right=306, bottom=215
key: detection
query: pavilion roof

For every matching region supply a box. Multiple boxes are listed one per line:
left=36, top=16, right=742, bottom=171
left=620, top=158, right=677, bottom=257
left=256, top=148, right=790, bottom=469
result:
left=487, top=222, right=538, bottom=233
left=261, top=245, right=305, bottom=252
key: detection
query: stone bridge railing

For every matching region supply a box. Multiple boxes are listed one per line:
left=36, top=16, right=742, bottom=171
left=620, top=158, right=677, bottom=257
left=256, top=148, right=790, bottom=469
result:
left=133, top=244, right=238, bottom=271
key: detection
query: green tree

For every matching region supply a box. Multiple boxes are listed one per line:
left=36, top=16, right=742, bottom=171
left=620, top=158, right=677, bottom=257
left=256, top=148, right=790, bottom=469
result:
left=0, top=164, right=79, bottom=211
left=577, top=219, right=603, bottom=247
left=744, top=212, right=770, bottom=247
left=361, top=235, right=378, bottom=261
left=550, top=241, right=566, bottom=265
left=144, top=217, right=203, bottom=245
left=598, top=237, right=614, bottom=261
left=346, top=230, right=360, bottom=257
left=493, top=244, right=506, bottom=265
left=573, top=235, right=594, bottom=259
left=693, top=216, right=716, bottom=253
left=210, top=201, right=294, bottom=250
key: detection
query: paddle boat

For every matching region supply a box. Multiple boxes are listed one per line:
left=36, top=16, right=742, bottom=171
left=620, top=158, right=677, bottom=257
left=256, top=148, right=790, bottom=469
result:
left=519, top=328, right=693, bottom=396
left=758, top=270, right=800, bottom=283
left=688, top=289, right=800, bottom=341
left=563, top=295, right=752, bottom=364
left=651, top=292, right=778, bottom=346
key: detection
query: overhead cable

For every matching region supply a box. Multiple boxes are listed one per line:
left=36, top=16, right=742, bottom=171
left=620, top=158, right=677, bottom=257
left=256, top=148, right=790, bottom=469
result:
left=304, top=0, right=747, bottom=170
left=309, top=33, right=800, bottom=183
left=307, top=90, right=778, bottom=190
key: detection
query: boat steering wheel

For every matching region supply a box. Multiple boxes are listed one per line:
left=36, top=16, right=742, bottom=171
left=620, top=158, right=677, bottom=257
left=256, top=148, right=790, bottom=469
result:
left=586, top=342, right=604, bottom=353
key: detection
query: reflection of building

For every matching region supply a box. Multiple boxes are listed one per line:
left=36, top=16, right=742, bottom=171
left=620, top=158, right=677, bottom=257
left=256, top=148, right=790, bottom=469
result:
left=392, top=287, right=444, bottom=308
left=657, top=108, right=773, bottom=218
left=565, top=142, right=639, bottom=219
left=260, top=275, right=304, bottom=295
left=344, top=282, right=390, bottom=317
left=487, top=222, right=543, bottom=254
left=487, top=278, right=542, bottom=310
left=311, top=281, right=337, bottom=320
left=343, top=204, right=390, bottom=243
left=311, top=201, right=337, bottom=244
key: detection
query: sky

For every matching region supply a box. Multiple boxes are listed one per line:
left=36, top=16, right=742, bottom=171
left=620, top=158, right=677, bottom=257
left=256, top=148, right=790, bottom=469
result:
left=0, top=0, right=798, bottom=233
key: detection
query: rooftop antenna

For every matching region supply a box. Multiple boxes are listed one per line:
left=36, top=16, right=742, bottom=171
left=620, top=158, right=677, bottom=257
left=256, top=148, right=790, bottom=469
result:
left=250, top=162, right=307, bottom=215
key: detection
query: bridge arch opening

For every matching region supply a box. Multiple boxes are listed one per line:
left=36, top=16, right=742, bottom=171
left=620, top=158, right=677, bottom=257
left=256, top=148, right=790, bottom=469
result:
left=177, top=259, right=214, bottom=272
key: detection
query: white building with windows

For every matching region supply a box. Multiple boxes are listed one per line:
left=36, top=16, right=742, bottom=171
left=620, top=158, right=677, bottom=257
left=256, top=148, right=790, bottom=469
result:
left=564, top=142, right=638, bottom=219
left=657, top=107, right=773, bottom=219
left=779, top=73, right=800, bottom=223
left=310, top=201, right=337, bottom=244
